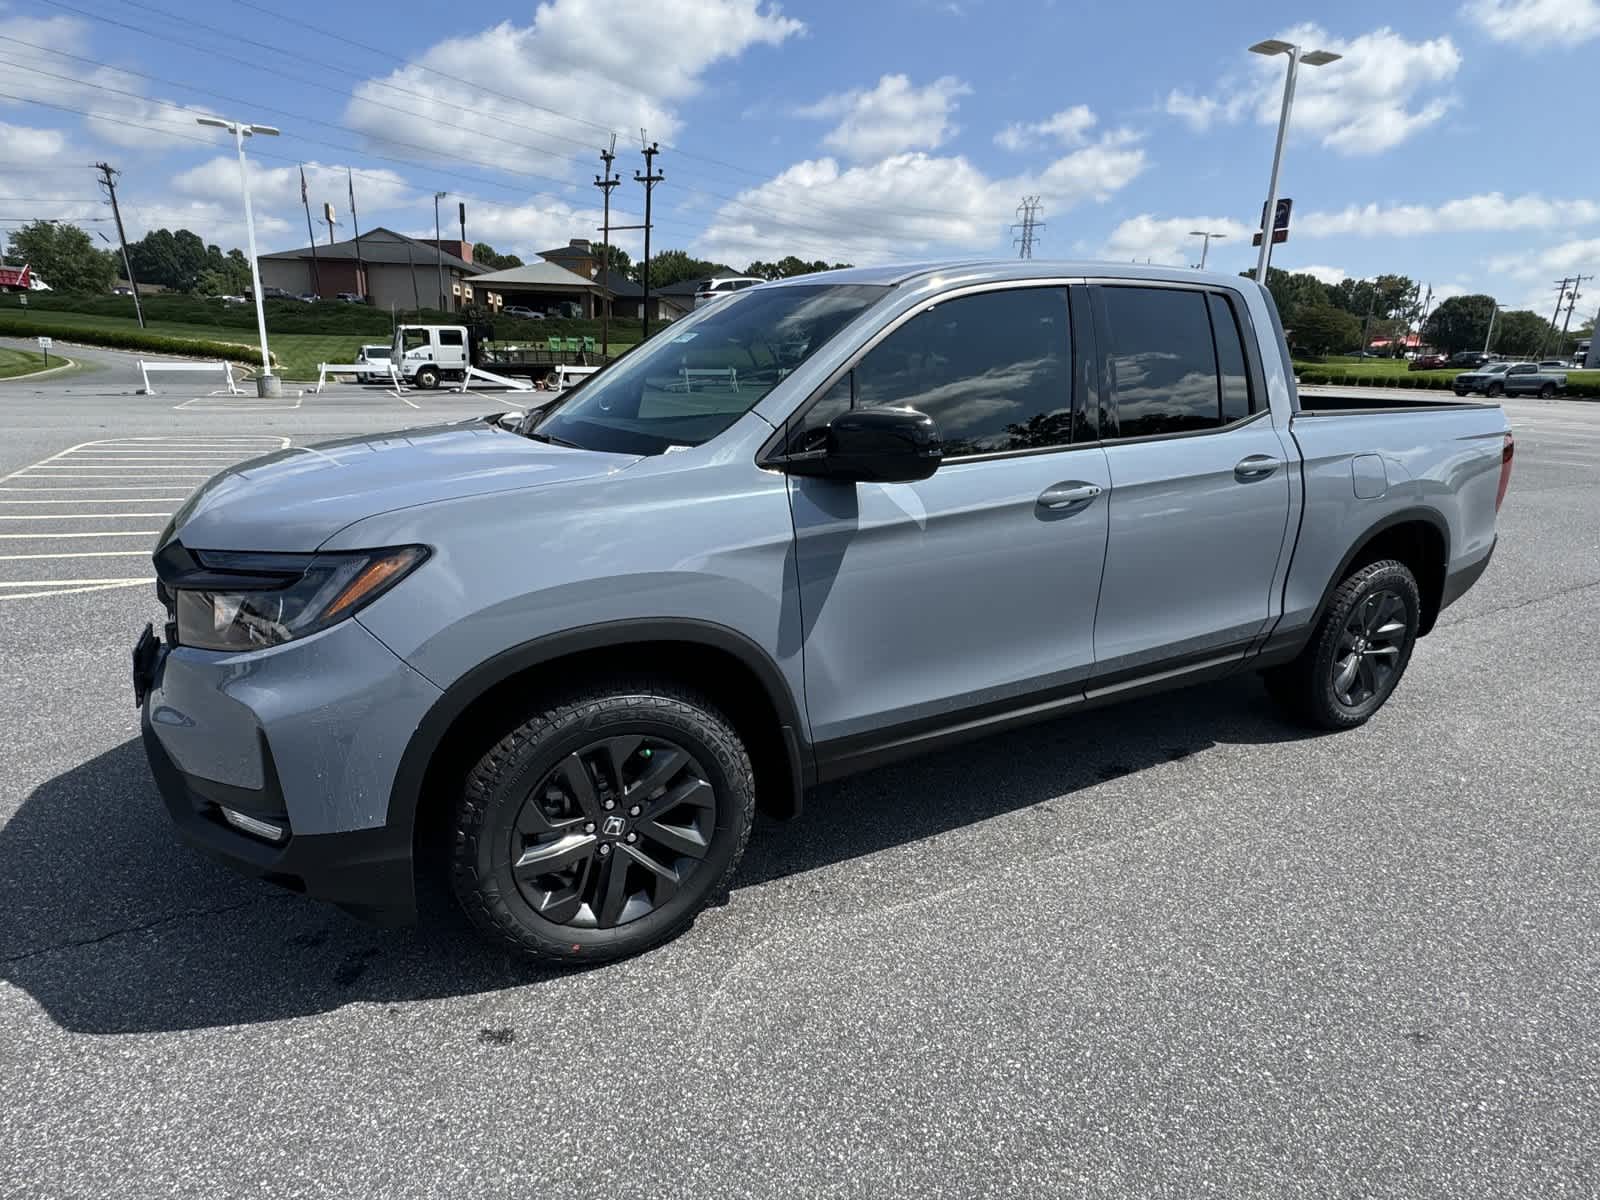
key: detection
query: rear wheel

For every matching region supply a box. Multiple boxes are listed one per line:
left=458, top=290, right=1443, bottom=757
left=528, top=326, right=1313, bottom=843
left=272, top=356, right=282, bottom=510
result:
left=1263, top=559, right=1421, bottom=730
left=1454, top=389, right=1468, bottom=397
left=451, top=681, right=754, bottom=964
left=415, top=365, right=440, bottom=389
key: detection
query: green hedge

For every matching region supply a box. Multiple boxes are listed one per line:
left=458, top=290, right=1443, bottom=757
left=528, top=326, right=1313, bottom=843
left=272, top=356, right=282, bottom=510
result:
left=2, top=292, right=647, bottom=342
left=0, top=316, right=271, bottom=367
left=1297, top=367, right=1600, bottom=399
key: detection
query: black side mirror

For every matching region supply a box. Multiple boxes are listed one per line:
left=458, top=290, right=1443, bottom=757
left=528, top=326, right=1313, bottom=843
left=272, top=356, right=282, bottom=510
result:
left=781, top=406, right=942, bottom=483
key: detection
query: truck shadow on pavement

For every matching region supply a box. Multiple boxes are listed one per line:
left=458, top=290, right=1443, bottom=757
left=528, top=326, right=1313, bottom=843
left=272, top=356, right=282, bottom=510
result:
left=1, top=675, right=1317, bottom=1034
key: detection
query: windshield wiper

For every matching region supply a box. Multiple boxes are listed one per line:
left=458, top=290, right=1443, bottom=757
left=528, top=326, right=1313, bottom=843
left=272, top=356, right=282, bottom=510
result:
left=525, top=430, right=584, bottom=449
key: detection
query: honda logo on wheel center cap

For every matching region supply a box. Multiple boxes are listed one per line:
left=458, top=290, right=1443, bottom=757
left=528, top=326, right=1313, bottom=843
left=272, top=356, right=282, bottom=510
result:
left=602, top=816, right=626, bottom=837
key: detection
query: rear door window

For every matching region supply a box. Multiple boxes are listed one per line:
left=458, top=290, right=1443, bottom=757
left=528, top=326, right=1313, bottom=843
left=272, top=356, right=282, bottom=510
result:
left=1207, top=293, right=1254, bottom=424
left=1099, top=286, right=1223, bottom=438
left=437, top=329, right=464, bottom=347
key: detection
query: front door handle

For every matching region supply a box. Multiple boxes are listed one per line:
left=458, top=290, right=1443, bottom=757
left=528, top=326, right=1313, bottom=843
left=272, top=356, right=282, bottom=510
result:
left=1038, top=481, right=1103, bottom=510
left=1235, top=455, right=1281, bottom=480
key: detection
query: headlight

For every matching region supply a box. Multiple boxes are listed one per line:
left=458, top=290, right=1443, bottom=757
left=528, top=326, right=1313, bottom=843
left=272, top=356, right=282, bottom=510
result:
left=171, top=546, right=427, bottom=652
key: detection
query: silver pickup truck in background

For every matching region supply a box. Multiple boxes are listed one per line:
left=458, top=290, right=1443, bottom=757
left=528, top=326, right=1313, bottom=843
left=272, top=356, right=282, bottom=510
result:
left=136, top=261, right=1514, bottom=964
left=1454, top=360, right=1566, bottom=397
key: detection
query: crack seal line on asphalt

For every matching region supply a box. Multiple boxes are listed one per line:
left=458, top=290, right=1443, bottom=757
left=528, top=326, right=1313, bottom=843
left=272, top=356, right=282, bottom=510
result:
left=0, top=891, right=296, bottom=966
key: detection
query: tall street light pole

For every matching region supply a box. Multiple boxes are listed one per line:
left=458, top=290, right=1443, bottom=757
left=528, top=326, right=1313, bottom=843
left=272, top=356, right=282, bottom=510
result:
left=1188, top=230, right=1227, bottom=270
left=197, top=115, right=280, bottom=396
left=433, top=191, right=447, bottom=312
left=1249, top=38, right=1341, bottom=284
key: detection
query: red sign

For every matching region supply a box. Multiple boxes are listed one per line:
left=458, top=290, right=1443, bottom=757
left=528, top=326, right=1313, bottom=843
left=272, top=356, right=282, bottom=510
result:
left=0, top=264, right=31, bottom=289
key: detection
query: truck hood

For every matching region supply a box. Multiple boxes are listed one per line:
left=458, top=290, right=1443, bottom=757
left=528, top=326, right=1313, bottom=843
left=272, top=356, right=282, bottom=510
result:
left=161, top=422, right=639, bottom=552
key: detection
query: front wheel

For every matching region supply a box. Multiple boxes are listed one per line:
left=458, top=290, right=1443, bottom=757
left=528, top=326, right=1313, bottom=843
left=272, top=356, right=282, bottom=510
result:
left=1263, top=559, right=1421, bottom=730
left=414, top=365, right=440, bottom=389
left=451, top=681, right=755, bottom=964
left=1454, top=389, right=1468, bottom=397
left=1540, top=382, right=1556, bottom=398
left=1487, top=382, right=1504, bottom=397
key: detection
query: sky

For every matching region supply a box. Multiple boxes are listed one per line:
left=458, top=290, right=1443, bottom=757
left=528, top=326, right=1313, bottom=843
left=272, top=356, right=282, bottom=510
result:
left=0, top=0, right=1598, bottom=319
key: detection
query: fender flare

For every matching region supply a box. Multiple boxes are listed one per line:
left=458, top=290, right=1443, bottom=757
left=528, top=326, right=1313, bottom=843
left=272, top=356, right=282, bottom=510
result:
left=386, top=617, right=810, bottom=863
left=1307, top=505, right=1451, bottom=635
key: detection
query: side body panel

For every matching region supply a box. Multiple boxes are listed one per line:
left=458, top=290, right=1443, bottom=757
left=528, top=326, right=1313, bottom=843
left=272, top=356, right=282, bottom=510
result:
left=790, top=448, right=1112, bottom=744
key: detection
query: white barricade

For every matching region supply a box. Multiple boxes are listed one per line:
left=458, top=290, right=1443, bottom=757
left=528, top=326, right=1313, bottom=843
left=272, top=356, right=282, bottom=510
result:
left=137, top=359, right=242, bottom=396
left=455, top=364, right=534, bottom=393
left=315, top=361, right=402, bottom=394
left=680, top=366, right=738, bottom=392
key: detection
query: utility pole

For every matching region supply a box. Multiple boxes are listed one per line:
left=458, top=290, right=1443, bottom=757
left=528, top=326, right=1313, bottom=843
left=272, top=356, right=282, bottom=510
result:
left=347, top=168, right=366, bottom=301
left=1559, top=274, right=1591, bottom=357
left=94, top=162, right=145, bottom=328
left=594, top=135, right=621, bottom=357
left=433, top=191, right=447, bottom=312
left=299, top=165, right=322, bottom=298
left=1011, top=196, right=1043, bottom=259
left=1414, top=282, right=1432, bottom=353
left=1541, top=278, right=1574, bottom=358
left=1482, top=301, right=1500, bottom=355
left=634, top=136, right=663, bottom=340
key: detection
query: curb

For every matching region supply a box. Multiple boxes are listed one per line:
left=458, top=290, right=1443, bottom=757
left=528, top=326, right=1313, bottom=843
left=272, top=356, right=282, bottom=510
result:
left=0, top=354, right=76, bottom=383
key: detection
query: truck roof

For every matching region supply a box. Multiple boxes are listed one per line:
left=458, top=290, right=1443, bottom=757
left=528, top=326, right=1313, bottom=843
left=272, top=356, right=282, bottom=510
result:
left=763, top=259, right=1261, bottom=291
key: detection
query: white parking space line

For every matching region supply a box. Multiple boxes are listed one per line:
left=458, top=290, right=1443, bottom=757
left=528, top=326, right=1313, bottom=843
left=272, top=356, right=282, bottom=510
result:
left=0, top=435, right=289, bottom=605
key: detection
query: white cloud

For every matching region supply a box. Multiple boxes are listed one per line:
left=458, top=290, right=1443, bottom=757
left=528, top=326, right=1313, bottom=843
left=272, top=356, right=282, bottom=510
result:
left=1462, top=0, right=1600, bottom=46
left=173, top=159, right=414, bottom=216
left=1487, top=237, right=1600, bottom=282
left=1101, top=215, right=1252, bottom=266
left=799, top=75, right=972, bottom=160
left=0, top=12, right=217, bottom=149
left=995, top=104, right=1096, bottom=151
left=425, top=195, right=645, bottom=264
left=695, top=135, right=1147, bottom=267
left=1164, top=25, right=1460, bottom=155
left=1294, top=264, right=1349, bottom=285
left=1302, top=192, right=1600, bottom=237
left=343, top=0, right=802, bottom=171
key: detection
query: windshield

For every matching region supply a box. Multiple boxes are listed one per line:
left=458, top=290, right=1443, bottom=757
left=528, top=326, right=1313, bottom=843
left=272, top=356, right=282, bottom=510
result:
left=527, top=283, right=887, bottom=455
left=1483, top=362, right=1510, bottom=373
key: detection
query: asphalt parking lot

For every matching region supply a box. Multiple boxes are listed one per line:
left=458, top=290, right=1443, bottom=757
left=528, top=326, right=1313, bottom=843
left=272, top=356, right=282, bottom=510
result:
left=2, top=340, right=1598, bottom=1198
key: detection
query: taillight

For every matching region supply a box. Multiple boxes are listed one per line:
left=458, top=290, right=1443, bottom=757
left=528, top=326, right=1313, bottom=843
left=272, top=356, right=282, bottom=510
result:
left=1495, top=431, right=1514, bottom=511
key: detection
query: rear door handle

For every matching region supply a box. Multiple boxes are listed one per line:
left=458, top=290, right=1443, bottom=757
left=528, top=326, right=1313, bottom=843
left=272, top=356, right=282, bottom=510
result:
left=1235, top=455, right=1281, bottom=480
left=1038, top=481, right=1103, bottom=510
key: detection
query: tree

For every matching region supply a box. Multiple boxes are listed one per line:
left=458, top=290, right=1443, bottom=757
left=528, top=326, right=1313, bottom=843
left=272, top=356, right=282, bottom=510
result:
left=1287, top=304, right=1362, bottom=358
left=629, top=248, right=728, bottom=289
left=1249, top=267, right=1336, bottom=324
left=125, top=227, right=214, bottom=292
left=1421, top=294, right=1496, bottom=354
left=746, top=257, right=852, bottom=280
left=1493, top=310, right=1557, bottom=358
left=593, top=244, right=630, bottom=276
left=6, top=220, right=116, bottom=293
left=1327, top=273, right=1419, bottom=326
left=196, top=249, right=253, bottom=297
left=471, top=242, right=523, bottom=271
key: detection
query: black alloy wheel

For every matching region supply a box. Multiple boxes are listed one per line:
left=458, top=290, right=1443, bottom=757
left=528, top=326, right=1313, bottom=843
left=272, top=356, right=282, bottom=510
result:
left=1330, top=588, right=1408, bottom=709
left=451, top=682, right=754, bottom=963
left=509, top=735, right=715, bottom=929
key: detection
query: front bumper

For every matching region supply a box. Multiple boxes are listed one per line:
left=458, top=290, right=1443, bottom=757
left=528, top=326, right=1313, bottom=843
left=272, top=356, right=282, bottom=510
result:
left=142, top=710, right=416, bottom=924
left=138, top=617, right=444, bottom=924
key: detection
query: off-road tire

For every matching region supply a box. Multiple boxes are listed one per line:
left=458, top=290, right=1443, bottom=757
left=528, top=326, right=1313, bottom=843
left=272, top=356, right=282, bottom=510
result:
left=451, top=680, right=754, bottom=964
left=1263, top=559, right=1421, bottom=731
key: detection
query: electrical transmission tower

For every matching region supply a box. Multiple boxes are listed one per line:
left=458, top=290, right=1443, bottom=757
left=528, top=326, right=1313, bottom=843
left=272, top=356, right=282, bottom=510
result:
left=1012, top=196, right=1044, bottom=259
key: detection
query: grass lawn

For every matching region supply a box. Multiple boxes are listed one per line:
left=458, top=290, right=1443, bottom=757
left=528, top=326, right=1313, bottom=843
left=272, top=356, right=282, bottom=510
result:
left=1, top=310, right=639, bottom=380
left=0, top=347, right=54, bottom=379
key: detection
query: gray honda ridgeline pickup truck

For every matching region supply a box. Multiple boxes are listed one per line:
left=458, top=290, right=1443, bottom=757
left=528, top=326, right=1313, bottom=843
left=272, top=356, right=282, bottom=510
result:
left=134, top=262, right=1513, bottom=963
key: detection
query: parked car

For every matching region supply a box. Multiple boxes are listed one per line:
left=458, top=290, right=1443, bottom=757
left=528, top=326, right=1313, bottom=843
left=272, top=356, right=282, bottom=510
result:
left=260, top=286, right=295, bottom=300
left=694, top=275, right=764, bottom=308
left=1454, top=360, right=1566, bottom=397
left=134, top=261, right=1512, bottom=964
left=1447, top=350, right=1490, bottom=369
left=297, top=293, right=319, bottom=303
left=356, top=343, right=394, bottom=383
left=1409, top=353, right=1449, bottom=371
left=503, top=305, right=544, bottom=321
left=337, top=292, right=365, bottom=304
